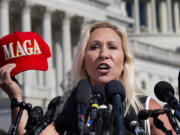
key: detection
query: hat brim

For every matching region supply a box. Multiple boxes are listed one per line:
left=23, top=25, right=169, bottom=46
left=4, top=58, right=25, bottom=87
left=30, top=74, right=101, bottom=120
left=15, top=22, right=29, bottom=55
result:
left=10, top=58, right=48, bottom=77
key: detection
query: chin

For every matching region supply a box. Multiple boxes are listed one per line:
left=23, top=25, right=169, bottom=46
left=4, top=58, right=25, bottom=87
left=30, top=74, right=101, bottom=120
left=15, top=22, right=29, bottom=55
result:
left=96, top=77, right=116, bottom=85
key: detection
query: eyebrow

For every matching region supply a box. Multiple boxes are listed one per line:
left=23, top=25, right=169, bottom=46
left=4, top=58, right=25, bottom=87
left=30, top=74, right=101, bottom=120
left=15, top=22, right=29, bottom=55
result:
left=88, top=40, right=101, bottom=45
left=108, top=41, right=121, bottom=45
left=88, top=40, right=120, bottom=44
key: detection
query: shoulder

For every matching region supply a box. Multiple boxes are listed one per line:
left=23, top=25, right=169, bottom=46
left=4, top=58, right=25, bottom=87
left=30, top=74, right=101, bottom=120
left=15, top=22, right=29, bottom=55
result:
left=148, top=98, right=176, bottom=134
left=149, top=98, right=162, bottom=110
left=137, top=95, right=162, bottom=110
left=136, top=94, right=151, bottom=109
left=54, top=88, right=79, bottom=133
left=40, top=123, right=59, bottom=135
left=51, top=88, right=76, bottom=121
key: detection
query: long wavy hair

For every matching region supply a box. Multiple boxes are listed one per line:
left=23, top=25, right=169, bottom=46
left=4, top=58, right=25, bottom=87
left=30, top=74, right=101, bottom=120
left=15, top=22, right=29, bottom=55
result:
left=72, top=22, right=143, bottom=113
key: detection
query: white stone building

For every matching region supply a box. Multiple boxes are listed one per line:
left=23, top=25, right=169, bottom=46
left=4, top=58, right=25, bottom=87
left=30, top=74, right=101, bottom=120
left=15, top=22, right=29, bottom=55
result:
left=0, top=0, right=180, bottom=132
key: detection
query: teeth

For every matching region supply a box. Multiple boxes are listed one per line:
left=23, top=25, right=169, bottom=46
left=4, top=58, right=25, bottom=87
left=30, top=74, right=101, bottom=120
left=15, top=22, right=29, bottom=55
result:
left=98, top=64, right=109, bottom=69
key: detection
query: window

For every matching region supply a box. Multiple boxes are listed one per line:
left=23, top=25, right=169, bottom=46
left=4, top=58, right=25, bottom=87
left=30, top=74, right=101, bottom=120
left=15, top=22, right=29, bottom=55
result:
left=141, top=80, right=146, bottom=90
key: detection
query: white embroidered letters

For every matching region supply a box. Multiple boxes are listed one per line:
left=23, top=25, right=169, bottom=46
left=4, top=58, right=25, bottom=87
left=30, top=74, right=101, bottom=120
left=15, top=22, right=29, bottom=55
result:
left=2, top=39, right=42, bottom=60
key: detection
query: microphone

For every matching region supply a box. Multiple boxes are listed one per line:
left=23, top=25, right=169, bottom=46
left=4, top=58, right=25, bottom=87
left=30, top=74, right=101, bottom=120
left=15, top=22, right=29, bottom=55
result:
left=138, top=108, right=169, bottom=120
left=164, top=104, right=180, bottom=134
left=138, top=108, right=173, bottom=135
left=154, top=81, right=180, bottom=121
left=25, top=106, right=44, bottom=134
left=32, top=96, right=61, bottom=135
left=106, top=80, right=126, bottom=135
left=89, top=85, right=105, bottom=123
left=129, top=121, right=145, bottom=135
left=124, top=114, right=145, bottom=135
left=75, top=80, right=90, bottom=133
left=178, top=70, right=180, bottom=102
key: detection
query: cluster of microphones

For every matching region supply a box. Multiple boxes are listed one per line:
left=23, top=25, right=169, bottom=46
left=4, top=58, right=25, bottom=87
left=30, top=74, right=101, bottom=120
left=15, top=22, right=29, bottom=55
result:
left=8, top=72, right=180, bottom=135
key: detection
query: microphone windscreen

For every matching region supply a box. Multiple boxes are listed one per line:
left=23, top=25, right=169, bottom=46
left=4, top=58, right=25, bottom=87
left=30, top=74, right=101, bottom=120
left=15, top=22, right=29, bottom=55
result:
left=124, top=109, right=145, bottom=134
left=48, top=96, right=61, bottom=110
left=138, top=109, right=149, bottom=120
left=91, top=85, right=106, bottom=104
left=106, top=80, right=126, bottom=103
left=25, top=106, right=44, bottom=131
left=124, top=115, right=137, bottom=132
left=76, top=79, right=90, bottom=106
left=31, top=106, right=44, bottom=118
left=154, top=81, right=174, bottom=102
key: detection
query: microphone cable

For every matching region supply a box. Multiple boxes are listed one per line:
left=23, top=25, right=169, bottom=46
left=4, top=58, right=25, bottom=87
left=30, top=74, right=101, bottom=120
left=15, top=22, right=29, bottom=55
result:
left=164, top=104, right=180, bottom=134
left=138, top=108, right=172, bottom=135
left=87, top=85, right=105, bottom=133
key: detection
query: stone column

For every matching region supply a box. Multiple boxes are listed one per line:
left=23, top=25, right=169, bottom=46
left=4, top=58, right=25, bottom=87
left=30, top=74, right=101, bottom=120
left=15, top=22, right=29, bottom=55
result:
left=159, top=0, right=168, bottom=33
left=0, top=0, right=9, bottom=37
left=21, top=0, right=33, bottom=96
left=151, top=0, right=158, bottom=33
left=174, top=0, right=180, bottom=33
left=55, top=42, right=63, bottom=96
left=133, top=0, right=140, bottom=33
left=167, top=0, right=173, bottom=33
left=22, top=1, right=32, bottom=32
left=81, top=18, right=91, bottom=36
left=42, top=7, right=55, bottom=97
left=62, top=12, right=73, bottom=90
left=146, top=0, right=152, bottom=32
left=120, top=0, right=127, bottom=16
left=43, top=7, right=53, bottom=68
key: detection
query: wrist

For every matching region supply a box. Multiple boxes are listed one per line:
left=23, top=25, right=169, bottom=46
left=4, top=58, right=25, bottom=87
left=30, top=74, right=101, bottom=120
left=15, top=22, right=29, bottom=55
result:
left=2, top=83, right=23, bottom=101
left=9, top=94, right=23, bottom=102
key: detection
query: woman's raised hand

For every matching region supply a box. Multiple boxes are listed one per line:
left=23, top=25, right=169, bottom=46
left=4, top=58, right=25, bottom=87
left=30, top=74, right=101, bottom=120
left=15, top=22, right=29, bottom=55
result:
left=0, top=63, right=22, bottom=100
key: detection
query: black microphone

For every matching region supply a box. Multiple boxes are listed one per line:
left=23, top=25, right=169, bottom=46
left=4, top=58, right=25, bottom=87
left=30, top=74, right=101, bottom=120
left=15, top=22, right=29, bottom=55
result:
left=129, top=121, right=145, bottom=135
left=25, top=106, right=44, bottom=134
left=178, top=70, right=180, bottom=102
left=138, top=108, right=169, bottom=120
left=75, top=80, right=90, bottom=133
left=32, top=96, right=61, bottom=135
left=138, top=108, right=173, bottom=135
left=106, top=80, right=126, bottom=135
left=164, top=104, right=180, bottom=134
left=124, top=114, right=145, bottom=135
left=89, top=85, right=105, bottom=121
left=154, top=81, right=180, bottom=121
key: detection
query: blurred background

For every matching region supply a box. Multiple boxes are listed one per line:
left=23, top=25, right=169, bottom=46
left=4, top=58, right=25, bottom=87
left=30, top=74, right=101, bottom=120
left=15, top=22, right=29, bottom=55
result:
left=0, top=0, right=180, bottom=133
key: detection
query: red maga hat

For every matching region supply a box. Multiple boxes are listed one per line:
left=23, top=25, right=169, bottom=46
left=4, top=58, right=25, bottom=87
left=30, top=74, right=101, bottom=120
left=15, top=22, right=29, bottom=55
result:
left=0, top=31, right=51, bottom=77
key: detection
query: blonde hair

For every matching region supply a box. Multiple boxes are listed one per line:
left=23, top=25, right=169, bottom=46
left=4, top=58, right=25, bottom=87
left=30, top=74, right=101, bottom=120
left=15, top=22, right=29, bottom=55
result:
left=72, top=22, right=143, bottom=113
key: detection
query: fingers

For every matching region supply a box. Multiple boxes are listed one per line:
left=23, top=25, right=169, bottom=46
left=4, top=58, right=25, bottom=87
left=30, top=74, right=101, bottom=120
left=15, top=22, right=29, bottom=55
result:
left=0, top=63, right=16, bottom=85
left=0, top=64, right=22, bottom=100
left=0, top=63, right=16, bottom=77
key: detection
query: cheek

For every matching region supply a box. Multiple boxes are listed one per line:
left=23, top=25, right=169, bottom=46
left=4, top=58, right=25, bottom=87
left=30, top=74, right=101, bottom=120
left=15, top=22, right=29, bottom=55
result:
left=84, top=52, right=95, bottom=71
left=114, top=54, right=124, bottom=71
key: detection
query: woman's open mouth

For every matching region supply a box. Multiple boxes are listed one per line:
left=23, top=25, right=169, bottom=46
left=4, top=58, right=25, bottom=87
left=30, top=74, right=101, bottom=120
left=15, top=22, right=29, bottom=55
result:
left=97, top=63, right=111, bottom=74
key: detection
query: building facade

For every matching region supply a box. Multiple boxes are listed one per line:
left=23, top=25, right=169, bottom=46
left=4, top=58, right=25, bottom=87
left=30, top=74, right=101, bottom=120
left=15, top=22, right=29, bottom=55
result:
left=0, top=0, right=180, bottom=132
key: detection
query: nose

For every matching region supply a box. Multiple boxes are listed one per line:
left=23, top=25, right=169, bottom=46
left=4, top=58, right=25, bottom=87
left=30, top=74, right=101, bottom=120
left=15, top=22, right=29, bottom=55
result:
left=99, top=47, right=109, bottom=59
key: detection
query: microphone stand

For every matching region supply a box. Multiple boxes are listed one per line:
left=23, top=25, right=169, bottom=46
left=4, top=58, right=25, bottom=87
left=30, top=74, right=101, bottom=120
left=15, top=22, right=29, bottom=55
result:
left=113, top=95, right=124, bottom=135
left=178, top=70, right=180, bottom=102
left=151, top=111, right=173, bottom=135
left=164, top=104, right=180, bottom=134
left=8, top=99, right=32, bottom=135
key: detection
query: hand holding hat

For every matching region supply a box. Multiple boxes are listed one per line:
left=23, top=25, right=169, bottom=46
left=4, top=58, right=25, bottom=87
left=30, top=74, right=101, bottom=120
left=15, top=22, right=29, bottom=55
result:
left=0, top=31, right=51, bottom=77
left=0, top=63, right=23, bottom=100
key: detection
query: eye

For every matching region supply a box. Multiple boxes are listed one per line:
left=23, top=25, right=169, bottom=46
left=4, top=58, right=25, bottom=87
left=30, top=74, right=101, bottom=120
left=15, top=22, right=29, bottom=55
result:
left=89, top=44, right=100, bottom=50
left=108, top=44, right=118, bottom=50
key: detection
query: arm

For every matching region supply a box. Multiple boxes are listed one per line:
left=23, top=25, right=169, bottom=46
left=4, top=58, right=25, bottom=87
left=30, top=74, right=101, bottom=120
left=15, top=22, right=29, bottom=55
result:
left=0, top=64, right=28, bottom=135
left=39, top=123, right=59, bottom=135
left=149, top=98, right=176, bottom=135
